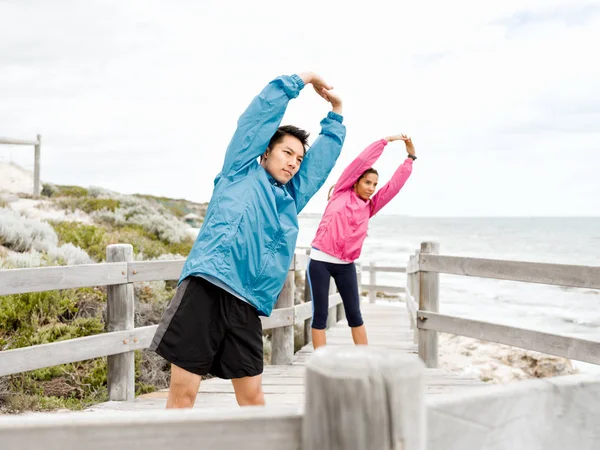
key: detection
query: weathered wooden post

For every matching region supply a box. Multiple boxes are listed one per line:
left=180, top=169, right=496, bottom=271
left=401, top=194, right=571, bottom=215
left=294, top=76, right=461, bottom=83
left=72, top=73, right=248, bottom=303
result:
left=407, top=255, right=412, bottom=303
left=271, top=259, right=295, bottom=365
left=0, top=135, right=41, bottom=197
left=33, top=134, right=41, bottom=198
left=326, top=280, right=337, bottom=329
left=418, top=241, right=439, bottom=368
left=106, top=244, right=135, bottom=401
left=411, top=249, right=421, bottom=344
left=407, top=253, right=415, bottom=329
left=304, top=250, right=312, bottom=345
left=369, top=261, right=377, bottom=303
left=303, top=346, right=426, bottom=450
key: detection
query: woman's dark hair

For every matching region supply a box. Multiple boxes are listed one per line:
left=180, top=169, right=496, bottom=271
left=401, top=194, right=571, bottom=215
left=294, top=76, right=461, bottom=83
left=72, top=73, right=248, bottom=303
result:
left=328, top=168, right=379, bottom=201
left=357, top=168, right=378, bottom=182
left=327, top=185, right=335, bottom=200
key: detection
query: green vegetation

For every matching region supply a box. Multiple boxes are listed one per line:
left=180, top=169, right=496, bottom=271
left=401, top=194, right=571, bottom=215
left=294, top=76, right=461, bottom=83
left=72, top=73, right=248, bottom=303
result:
left=133, top=193, right=207, bottom=220
left=50, top=221, right=194, bottom=262
left=0, top=282, right=177, bottom=413
left=0, top=182, right=285, bottom=413
left=56, top=197, right=121, bottom=214
left=41, top=183, right=94, bottom=199
left=0, top=287, right=107, bottom=412
left=0, top=183, right=206, bottom=413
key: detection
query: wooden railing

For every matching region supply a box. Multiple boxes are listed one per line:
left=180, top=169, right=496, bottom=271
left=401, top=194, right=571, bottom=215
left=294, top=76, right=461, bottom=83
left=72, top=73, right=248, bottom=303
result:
left=0, top=244, right=404, bottom=400
left=405, top=241, right=600, bottom=368
left=2, top=346, right=599, bottom=450
left=3, top=242, right=600, bottom=449
left=0, top=135, right=41, bottom=197
left=294, top=246, right=406, bottom=302
left=361, top=261, right=406, bottom=302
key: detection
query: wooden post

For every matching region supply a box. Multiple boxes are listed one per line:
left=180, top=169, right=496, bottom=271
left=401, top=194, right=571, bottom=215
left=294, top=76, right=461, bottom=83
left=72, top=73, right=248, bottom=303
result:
left=411, top=249, right=420, bottom=344
left=304, top=250, right=312, bottom=345
left=303, top=346, right=426, bottom=450
left=418, top=242, right=439, bottom=368
left=106, top=244, right=135, bottom=401
left=407, top=255, right=415, bottom=329
left=369, top=261, right=376, bottom=303
left=33, top=134, right=41, bottom=198
left=271, top=265, right=295, bottom=365
left=326, top=280, right=337, bottom=329
left=408, top=257, right=413, bottom=298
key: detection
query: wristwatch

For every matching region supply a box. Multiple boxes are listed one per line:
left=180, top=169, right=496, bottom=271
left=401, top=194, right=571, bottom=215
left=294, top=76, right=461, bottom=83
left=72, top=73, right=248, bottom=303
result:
left=407, top=154, right=417, bottom=161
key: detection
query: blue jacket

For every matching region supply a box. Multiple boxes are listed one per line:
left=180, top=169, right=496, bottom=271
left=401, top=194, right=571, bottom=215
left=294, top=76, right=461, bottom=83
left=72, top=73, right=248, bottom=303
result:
left=179, top=74, right=346, bottom=316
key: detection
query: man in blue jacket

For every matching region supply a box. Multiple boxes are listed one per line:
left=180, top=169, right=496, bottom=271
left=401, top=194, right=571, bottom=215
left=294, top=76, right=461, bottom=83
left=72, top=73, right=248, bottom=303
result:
left=150, top=72, right=345, bottom=408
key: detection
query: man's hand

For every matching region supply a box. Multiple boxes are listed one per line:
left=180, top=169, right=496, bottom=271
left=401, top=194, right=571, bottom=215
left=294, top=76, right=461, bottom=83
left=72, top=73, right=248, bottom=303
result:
left=298, top=72, right=332, bottom=91
left=297, top=72, right=342, bottom=114
left=385, top=134, right=416, bottom=156
left=317, top=87, right=342, bottom=114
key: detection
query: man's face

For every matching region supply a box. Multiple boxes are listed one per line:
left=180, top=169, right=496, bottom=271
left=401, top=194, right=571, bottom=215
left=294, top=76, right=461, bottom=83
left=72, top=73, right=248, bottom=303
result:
left=261, top=135, right=304, bottom=184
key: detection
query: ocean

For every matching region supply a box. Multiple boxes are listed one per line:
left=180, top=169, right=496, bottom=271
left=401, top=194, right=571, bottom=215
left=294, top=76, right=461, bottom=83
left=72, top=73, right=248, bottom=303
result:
left=297, top=215, right=600, bottom=373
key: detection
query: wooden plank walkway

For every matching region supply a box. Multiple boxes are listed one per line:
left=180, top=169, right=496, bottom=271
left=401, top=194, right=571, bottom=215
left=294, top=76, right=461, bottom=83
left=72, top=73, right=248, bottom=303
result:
left=87, top=301, right=487, bottom=413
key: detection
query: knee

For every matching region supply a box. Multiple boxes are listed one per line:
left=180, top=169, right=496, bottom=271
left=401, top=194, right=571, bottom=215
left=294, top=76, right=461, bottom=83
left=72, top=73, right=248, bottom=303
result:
left=168, top=382, right=198, bottom=408
left=236, top=386, right=265, bottom=406
left=167, top=365, right=200, bottom=408
left=346, top=311, right=364, bottom=328
left=312, top=311, right=328, bottom=330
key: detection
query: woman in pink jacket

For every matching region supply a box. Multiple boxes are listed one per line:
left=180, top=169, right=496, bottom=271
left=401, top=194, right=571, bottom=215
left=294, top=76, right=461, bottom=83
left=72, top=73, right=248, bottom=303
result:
left=307, top=134, right=416, bottom=349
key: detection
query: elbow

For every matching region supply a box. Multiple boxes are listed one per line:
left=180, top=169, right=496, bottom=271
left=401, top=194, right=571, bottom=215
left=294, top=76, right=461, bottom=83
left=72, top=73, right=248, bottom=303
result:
left=320, top=131, right=345, bottom=148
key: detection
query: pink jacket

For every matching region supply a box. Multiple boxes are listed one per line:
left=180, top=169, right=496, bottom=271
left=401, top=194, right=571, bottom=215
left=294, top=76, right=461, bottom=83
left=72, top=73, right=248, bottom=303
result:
left=311, top=139, right=413, bottom=262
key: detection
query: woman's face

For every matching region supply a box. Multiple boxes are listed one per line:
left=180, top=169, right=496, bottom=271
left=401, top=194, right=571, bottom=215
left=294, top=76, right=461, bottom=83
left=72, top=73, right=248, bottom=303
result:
left=354, top=173, right=379, bottom=200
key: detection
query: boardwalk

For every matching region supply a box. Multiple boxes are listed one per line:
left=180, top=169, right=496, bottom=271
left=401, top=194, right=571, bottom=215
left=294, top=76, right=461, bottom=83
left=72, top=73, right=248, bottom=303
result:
left=3, top=243, right=599, bottom=449
left=88, top=301, right=486, bottom=413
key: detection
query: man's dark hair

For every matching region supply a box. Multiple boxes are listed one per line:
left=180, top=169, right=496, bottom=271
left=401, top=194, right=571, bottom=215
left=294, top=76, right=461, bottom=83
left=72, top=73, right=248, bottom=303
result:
left=267, top=125, right=310, bottom=155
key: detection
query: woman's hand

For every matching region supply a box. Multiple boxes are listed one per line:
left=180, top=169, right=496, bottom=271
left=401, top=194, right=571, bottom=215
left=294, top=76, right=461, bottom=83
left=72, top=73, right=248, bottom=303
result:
left=385, top=134, right=415, bottom=156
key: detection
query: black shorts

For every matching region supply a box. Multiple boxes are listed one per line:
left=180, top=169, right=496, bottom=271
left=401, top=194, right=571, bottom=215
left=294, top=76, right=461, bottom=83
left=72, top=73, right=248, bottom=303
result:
left=149, top=276, right=263, bottom=379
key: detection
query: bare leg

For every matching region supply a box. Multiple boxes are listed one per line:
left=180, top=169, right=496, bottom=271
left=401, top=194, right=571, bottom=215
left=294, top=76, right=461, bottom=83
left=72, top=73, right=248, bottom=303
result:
left=351, top=324, right=368, bottom=345
left=311, top=328, right=327, bottom=350
left=231, top=374, right=265, bottom=406
left=166, top=364, right=201, bottom=409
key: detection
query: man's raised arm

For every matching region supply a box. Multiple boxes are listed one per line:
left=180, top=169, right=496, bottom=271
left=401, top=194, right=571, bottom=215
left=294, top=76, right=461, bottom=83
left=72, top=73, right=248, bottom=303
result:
left=220, top=72, right=332, bottom=177
left=289, top=88, right=346, bottom=212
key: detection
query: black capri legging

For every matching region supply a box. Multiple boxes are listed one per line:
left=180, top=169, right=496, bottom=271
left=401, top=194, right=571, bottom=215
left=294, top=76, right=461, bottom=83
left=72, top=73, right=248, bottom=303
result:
left=307, top=258, right=364, bottom=330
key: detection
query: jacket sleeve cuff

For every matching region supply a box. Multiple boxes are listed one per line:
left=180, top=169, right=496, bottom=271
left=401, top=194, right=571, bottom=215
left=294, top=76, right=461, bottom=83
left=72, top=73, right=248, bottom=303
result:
left=280, top=74, right=305, bottom=99
left=327, top=111, right=344, bottom=123
left=291, top=73, right=305, bottom=89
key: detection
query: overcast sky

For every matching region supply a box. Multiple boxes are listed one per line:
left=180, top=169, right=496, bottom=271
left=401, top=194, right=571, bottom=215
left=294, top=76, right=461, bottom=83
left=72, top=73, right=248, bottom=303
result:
left=1, top=0, right=599, bottom=216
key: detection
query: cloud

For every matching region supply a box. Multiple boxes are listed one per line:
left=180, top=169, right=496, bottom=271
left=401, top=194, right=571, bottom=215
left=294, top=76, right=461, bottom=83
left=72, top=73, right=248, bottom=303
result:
left=0, top=0, right=598, bottom=216
left=491, top=3, right=600, bottom=34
